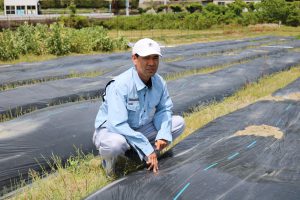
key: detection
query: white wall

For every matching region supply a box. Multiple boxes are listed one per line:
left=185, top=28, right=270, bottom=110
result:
left=4, top=0, right=39, bottom=6
left=4, top=0, right=39, bottom=15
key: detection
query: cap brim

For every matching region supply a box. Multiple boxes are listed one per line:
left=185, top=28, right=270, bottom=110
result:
left=138, top=50, right=162, bottom=57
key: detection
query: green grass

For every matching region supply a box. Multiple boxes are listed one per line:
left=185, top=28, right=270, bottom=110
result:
left=4, top=150, right=108, bottom=199
left=7, top=65, right=300, bottom=200
left=0, top=54, right=58, bottom=65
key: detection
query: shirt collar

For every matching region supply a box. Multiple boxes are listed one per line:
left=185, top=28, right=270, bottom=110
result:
left=132, top=67, right=152, bottom=91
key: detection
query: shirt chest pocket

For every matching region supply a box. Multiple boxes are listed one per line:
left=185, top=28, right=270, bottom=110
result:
left=127, top=102, right=139, bottom=111
left=126, top=98, right=140, bottom=127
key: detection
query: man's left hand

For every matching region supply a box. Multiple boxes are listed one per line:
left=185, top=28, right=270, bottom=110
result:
left=155, top=139, right=168, bottom=151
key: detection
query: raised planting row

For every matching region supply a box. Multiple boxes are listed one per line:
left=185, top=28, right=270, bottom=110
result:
left=273, top=77, right=300, bottom=98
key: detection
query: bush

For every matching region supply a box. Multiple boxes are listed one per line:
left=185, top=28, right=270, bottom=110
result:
left=286, top=2, right=300, bottom=26
left=93, top=36, right=114, bottom=52
left=47, top=23, right=71, bottom=55
left=15, top=23, right=38, bottom=55
left=156, top=5, right=168, bottom=13
left=137, top=7, right=146, bottom=14
left=227, top=0, right=247, bottom=17
left=33, top=24, right=51, bottom=55
left=170, top=4, right=183, bottom=13
left=40, top=0, right=108, bottom=9
left=68, top=2, right=77, bottom=17
left=68, top=29, right=93, bottom=53
left=257, top=0, right=289, bottom=23
left=0, top=0, right=3, bottom=10
left=15, top=23, right=49, bottom=55
left=59, top=15, right=90, bottom=29
left=241, top=12, right=259, bottom=26
left=0, top=23, right=128, bottom=61
left=220, top=10, right=238, bottom=24
left=183, top=13, right=215, bottom=30
left=185, top=3, right=202, bottom=13
left=113, top=36, right=129, bottom=50
left=0, top=30, right=20, bottom=61
left=56, top=25, right=117, bottom=53
left=203, top=3, right=225, bottom=15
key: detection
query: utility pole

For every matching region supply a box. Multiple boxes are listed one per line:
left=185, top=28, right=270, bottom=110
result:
left=126, top=0, right=129, bottom=16
left=109, top=1, right=112, bottom=13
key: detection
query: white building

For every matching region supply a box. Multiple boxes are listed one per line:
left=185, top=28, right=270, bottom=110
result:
left=139, top=0, right=169, bottom=8
left=213, top=0, right=260, bottom=5
left=4, top=0, right=40, bottom=15
left=139, top=0, right=261, bottom=7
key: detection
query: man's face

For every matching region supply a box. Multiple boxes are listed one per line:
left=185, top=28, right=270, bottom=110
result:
left=132, top=54, right=159, bottom=83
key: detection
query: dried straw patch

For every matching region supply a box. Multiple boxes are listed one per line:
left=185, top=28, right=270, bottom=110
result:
left=234, top=124, right=284, bottom=139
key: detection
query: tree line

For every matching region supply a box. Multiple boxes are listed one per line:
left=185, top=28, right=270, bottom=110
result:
left=100, top=0, right=300, bottom=29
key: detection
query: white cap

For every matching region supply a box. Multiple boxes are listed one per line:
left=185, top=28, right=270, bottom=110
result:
left=132, top=38, right=162, bottom=57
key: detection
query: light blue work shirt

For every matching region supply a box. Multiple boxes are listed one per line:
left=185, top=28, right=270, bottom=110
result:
left=94, top=67, right=173, bottom=159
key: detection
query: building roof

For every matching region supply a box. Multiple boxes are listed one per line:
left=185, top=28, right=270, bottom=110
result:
left=4, top=0, right=39, bottom=6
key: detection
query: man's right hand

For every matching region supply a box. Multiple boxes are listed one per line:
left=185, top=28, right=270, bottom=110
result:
left=147, top=151, right=158, bottom=173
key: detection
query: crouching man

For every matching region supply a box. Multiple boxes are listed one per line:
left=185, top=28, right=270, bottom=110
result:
left=93, top=38, right=185, bottom=176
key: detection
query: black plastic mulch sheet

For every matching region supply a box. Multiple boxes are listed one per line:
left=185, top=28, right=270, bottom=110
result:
left=0, top=52, right=131, bottom=88
left=86, top=100, right=300, bottom=200
left=0, top=101, right=100, bottom=194
left=273, top=77, right=300, bottom=97
left=170, top=51, right=300, bottom=114
left=1, top=41, right=299, bottom=119
left=0, top=36, right=288, bottom=88
left=162, top=36, right=283, bottom=56
left=1, top=49, right=300, bottom=193
left=159, top=40, right=296, bottom=73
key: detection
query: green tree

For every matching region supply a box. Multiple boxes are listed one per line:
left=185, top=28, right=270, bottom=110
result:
left=227, top=0, right=247, bottom=16
left=68, top=1, right=77, bottom=16
left=170, top=4, right=183, bottom=13
left=247, top=2, right=256, bottom=12
left=185, top=3, right=203, bottom=13
left=0, top=0, right=4, bottom=11
left=286, top=1, right=300, bottom=26
left=203, top=3, right=225, bottom=15
left=258, top=0, right=289, bottom=23
left=156, top=5, right=168, bottom=13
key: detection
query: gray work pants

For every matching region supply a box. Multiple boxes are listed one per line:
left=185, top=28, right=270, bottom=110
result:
left=93, top=115, right=185, bottom=160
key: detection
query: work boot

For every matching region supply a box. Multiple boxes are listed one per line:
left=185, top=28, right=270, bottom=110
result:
left=101, top=157, right=117, bottom=179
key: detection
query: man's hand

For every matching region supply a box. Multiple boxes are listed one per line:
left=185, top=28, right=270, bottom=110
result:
left=147, top=152, right=158, bottom=173
left=155, top=139, right=168, bottom=151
